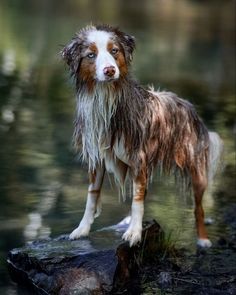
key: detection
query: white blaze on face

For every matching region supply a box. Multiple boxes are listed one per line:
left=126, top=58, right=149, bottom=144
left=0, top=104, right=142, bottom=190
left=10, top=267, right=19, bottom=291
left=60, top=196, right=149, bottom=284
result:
left=87, top=30, right=120, bottom=81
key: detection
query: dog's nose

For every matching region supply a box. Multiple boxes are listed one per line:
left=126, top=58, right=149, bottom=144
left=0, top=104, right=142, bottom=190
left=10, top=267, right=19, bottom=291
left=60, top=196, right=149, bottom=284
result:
left=103, top=66, right=116, bottom=78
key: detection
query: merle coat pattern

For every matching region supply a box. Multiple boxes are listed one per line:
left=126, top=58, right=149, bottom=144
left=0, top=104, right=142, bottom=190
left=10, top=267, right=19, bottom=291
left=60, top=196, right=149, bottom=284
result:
left=61, top=25, right=223, bottom=247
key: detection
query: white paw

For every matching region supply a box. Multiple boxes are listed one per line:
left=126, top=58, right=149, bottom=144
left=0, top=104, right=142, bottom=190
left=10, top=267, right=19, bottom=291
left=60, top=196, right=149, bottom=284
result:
left=69, top=225, right=90, bottom=240
left=197, top=238, right=212, bottom=248
left=122, top=227, right=142, bottom=247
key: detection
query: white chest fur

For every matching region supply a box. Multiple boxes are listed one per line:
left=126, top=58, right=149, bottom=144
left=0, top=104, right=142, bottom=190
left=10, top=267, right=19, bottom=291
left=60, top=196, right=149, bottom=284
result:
left=77, top=86, right=124, bottom=170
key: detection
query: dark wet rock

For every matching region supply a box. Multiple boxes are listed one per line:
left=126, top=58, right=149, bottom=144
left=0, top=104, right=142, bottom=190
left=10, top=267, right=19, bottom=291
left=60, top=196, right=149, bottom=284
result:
left=7, top=220, right=163, bottom=294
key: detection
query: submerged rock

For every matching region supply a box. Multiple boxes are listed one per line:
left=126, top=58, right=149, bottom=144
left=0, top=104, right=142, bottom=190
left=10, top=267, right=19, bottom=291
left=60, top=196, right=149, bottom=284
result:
left=7, top=220, right=163, bottom=294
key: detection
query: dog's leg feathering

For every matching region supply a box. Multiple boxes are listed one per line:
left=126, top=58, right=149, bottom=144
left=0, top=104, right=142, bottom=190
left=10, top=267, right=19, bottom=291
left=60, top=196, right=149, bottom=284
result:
left=122, top=168, right=147, bottom=246
left=69, top=164, right=105, bottom=240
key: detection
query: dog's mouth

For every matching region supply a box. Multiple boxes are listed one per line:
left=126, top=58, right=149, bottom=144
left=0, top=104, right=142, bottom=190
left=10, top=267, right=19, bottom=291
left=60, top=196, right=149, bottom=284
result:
left=96, top=77, right=119, bottom=83
left=105, top=77, right=118, bottom=82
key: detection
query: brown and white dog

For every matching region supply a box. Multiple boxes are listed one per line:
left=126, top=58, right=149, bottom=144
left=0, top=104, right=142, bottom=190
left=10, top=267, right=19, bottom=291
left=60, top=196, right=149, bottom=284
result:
left=61, top=24, right=223, bottom=247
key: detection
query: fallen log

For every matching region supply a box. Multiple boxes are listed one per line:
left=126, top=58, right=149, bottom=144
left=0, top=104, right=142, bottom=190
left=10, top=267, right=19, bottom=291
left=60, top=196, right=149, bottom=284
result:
left=7, top=219, right=164, bottom=294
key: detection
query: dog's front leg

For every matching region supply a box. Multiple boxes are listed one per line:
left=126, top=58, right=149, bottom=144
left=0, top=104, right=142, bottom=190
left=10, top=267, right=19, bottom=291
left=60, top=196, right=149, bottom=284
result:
left=122, top=169, right=147, bottom=246
left=69, top=164, right=105, bottom=240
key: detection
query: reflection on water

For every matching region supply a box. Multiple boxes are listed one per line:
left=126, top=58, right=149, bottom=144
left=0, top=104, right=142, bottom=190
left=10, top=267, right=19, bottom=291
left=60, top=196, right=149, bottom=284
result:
left=0, top=0, right=235, bottom=293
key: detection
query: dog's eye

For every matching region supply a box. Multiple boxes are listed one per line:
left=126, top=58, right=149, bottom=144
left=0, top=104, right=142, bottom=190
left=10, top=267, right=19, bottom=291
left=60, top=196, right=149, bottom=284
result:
left=111, top=48, right=119, bottom=55
left=87, top=52, right=96, bottom=59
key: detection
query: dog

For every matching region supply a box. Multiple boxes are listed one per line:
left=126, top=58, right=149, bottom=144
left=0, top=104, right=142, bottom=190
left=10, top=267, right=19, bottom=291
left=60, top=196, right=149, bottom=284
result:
left=61, top=24, right=223, bottom=247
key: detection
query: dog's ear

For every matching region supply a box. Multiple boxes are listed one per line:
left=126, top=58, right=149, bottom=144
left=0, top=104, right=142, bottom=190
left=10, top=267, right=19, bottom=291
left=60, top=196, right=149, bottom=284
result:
left=61, top=37, right=82, bottom=75
left=115, top=29, right=136, bottom=63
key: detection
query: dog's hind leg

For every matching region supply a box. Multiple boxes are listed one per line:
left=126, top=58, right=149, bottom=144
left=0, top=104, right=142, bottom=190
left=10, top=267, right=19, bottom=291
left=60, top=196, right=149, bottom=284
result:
left=69, top=164, right=105, bottom=240
left=192, top=169, right=212, bottom=248
left=122, top=166, right=147, bottom=247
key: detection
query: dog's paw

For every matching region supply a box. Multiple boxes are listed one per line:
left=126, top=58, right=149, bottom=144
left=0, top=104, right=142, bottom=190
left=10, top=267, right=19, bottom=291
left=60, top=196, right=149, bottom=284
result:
left=197, top=238, right=212, bottom=248
left=122, top=227, right=142, bottom=247
left=69, top=225, right=90, bottom=240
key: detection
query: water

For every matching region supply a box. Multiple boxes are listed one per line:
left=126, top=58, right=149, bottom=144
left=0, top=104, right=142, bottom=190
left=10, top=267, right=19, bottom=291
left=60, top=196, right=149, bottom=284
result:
left=0, top=1, right=235, bottom=293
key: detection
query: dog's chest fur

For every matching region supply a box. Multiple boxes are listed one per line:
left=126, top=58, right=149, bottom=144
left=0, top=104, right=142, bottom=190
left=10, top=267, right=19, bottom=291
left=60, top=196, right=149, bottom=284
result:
left=76, top=85, right=128, bottom=173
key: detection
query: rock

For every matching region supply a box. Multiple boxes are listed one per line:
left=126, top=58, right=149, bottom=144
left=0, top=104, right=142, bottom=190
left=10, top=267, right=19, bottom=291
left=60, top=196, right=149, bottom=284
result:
left=158, top=271, right=172, bottom=288
left=7, top=220, right=163, bottom=294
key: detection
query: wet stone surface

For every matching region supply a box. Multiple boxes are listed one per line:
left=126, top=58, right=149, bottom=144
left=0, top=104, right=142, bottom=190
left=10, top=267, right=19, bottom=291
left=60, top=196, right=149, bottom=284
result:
left=7, top=220, right=164, bottom=294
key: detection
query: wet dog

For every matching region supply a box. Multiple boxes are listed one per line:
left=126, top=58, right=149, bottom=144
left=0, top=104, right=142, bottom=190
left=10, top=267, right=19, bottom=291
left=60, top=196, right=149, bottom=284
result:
left=61, top=24, right=223, bottom=247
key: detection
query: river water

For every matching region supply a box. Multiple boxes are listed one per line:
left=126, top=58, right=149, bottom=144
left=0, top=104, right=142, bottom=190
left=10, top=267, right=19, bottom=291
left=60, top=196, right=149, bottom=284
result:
left=0, top=1, right=235, bottom=294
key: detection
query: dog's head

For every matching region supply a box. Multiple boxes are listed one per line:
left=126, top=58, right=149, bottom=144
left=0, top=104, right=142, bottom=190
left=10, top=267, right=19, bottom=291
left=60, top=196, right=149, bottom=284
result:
left=61, top=25, right=135, bottom=84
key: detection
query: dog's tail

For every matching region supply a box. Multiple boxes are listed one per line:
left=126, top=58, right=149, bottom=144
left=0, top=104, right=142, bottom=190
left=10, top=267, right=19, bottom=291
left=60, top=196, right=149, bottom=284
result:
left=208, top=131, right=224, bottom=184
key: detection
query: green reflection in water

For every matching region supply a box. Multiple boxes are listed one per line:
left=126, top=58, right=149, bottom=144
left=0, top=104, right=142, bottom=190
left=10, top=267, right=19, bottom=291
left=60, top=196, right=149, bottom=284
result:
left=0, top=0, right=235, bottom=293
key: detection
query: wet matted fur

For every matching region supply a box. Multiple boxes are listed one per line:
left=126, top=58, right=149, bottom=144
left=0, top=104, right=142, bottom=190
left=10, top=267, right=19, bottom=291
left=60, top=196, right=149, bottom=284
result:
left=61, top=24, right=223, bottom=247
